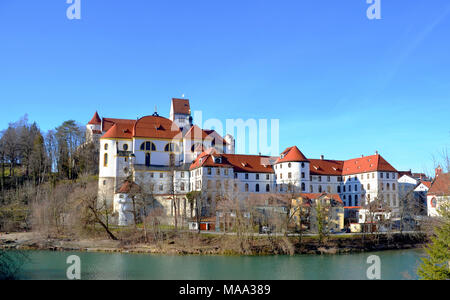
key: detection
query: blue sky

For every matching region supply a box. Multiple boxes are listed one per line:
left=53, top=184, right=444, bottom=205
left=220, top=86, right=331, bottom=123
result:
left=1, top=0, right=449, bottom=174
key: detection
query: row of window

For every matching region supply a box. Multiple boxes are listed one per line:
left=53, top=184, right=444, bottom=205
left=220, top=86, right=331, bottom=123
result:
left=274, top=162, right=306, bottom=169
left=191, top=168, right=272, bottom=181
left=140, top=142, right=180, bottom=153
left=103, top=142, right=181, bottom=153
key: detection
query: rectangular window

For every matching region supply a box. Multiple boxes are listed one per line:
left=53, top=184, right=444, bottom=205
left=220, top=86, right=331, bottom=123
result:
left=160, top=173, right=163, bottom=178
left=266, top=174, right=270, bottom=180
left=301, top=172, right=305, bottom=179
left=245, top=173, right=249, bottom=180
left=288, top=172, right=292, bottom=179
left=256, top=174, right=260, bottom=180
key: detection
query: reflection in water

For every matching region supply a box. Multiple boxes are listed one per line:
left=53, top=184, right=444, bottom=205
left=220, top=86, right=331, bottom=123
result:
left=12, top=249, right=424, bottom=280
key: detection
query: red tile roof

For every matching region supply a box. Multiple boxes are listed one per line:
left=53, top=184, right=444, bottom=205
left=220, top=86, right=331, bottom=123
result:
left=276, top=146, right=308, bottom=164
left=342, top=154, right=397, bottom=175
left=102, top=123, right=134, bottom=139
left=428, top=173, right=450, bottom=196
left=118, top=180, right=140, bottom=193
left=190, top=153, right=274, bottom=173
left=88, top=111, right=102, bottom=125
left=133, top=115, right=182, bottom=140
left=309, top=159, right=344, bottom=176
left=172, top=98, right=191, bottom=115
left=102, top=118, right=136, bottom=133
left=420, top=181, right=432, bottom=189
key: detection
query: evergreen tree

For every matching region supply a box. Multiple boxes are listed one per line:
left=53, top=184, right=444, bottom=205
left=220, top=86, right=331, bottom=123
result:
left=418, top=203, right=450, bottom=280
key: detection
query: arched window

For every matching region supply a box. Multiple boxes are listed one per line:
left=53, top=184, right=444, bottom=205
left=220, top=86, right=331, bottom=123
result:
left=104, top=143, right=108, bottom=151
left=310, top=185, right=313, bottom=193
left=266, top=184, right=270, bottom=192
left=164, top=143, right=180, bottom=152
left=245, top=184, right=249, bottom=192
left=367, top=183, right=371, bottom=190
left=103, top=153, right=108, bottom=167
left=387, top=183, right=390, bottom=191
left=255, top=184, right=260, bottom=192
left=327, top=186, right=331, bottom=193
left=180, top=182, right=185, bottom=191
left=337, top=186, right=341, bottom=193
left=140, top=141, right=156, bottom=151
left=348, top=195, right=353, bottom=206
left=123, top=144, right=129, bottom=151
left=319, top=186, right=323, bottom=193
left=393, top=183, right=396, bottom=191
left=301, top=183, right=306, bottom=192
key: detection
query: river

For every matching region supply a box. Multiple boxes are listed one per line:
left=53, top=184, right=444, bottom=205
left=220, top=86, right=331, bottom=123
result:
left=10, top=249, right=424, bottom=280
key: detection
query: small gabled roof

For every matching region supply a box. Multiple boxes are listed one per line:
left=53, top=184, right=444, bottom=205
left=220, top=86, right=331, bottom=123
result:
left=428, top=173, right=450, bottom=196
left=88, top=111, right=102, bottom=125
left=276, top=146, right=308, bottom=164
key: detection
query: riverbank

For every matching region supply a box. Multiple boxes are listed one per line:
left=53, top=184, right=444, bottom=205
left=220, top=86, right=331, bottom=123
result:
left=0, top=231, right=427, bottom=256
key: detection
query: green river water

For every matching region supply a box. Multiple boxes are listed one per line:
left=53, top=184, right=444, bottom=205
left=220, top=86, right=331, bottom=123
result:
left=9, top=249, right=425, bottom=280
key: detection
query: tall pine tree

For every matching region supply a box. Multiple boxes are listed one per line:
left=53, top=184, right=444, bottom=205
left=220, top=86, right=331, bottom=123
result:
left=418, top=202, right=450, bottom=280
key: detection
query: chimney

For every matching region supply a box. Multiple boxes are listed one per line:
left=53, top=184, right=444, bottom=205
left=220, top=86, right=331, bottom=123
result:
left=321, top=155, right=324, bottom=160
left=361, top=155, right=364, bottom=158
left=435, top=166, right=443, bottom=178
left=375, top=150, right=379, bottom=155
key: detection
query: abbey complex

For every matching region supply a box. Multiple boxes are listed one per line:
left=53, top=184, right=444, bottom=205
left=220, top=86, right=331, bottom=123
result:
left=86, top=98, right=448, bottom=229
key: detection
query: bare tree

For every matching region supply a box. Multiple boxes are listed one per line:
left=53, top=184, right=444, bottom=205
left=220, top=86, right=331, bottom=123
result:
left=76, top=179, right=118, bottom=240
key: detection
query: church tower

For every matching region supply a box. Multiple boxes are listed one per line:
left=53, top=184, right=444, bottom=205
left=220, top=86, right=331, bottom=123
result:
left=170, top=98, right=193, bottom=133
left=86, top=111, right=102, bottom=144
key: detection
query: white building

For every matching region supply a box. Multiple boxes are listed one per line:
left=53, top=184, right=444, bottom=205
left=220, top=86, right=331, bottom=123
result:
left=87, top=98, right=235, bottom=226
left=87, top=98, right=401, bottom=226
left=427, top=169, right=450, bottom=217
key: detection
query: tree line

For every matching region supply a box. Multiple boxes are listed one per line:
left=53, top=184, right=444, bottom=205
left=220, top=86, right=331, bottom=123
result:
left=0, top=115, right=98, bottom=190
left=0, top=115, right=99, bottom=230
